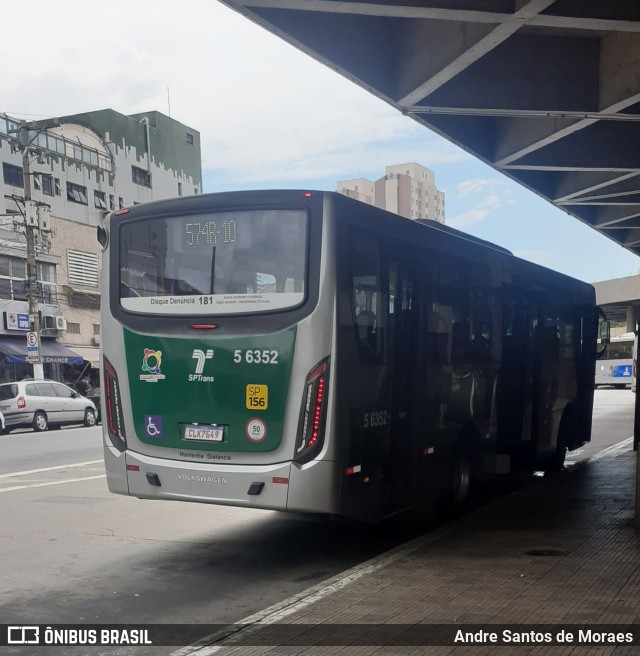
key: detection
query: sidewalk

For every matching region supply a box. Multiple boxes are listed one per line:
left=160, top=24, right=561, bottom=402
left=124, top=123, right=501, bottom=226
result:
left=189, top=445, right=640, bottom=654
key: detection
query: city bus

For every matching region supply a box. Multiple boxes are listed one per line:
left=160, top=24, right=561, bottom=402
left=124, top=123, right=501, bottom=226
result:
left=595, top=332, right=634, bottom=388
left=100, top=190, right=601, bottom=523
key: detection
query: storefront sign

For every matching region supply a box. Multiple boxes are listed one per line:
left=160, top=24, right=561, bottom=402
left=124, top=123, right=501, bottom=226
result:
left=5, top=313, right=30, bottom=331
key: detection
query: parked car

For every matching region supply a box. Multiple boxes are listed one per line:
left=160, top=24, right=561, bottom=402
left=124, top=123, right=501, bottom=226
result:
left=86, top=387, right=101, bottom=423
left=0, top=380, right=97, bottom=432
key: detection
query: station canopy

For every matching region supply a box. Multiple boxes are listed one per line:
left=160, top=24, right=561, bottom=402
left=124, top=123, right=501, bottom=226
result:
left=220, top=1, right=640, bottom=257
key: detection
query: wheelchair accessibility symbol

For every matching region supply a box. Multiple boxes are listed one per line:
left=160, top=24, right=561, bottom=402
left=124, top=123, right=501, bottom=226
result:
left=144, top=415, right=163, bottom=439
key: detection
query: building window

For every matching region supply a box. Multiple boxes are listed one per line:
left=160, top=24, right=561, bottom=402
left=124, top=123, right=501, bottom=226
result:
left=37, top=262, right=57, bottom=304
left=109, top=194, right=115, bottom=210
left=94, top=190, right=107, bottom=210
left=132, top=165, right=152, bottom=188
left=67, top=182, right=88, bottom=205
left=3, top=163, right=23, bottom=188
left=186, top=133, right=194, bottom=145
left=0, top=256, right=32, bottom=301
left=67, top=249, right=99, bottom=287
left=42, top=175, right=54, bottom=197
left=93, top=323, right=100, bottom=335
left=118, top=196, right=124, bottom=209
left=67, top=322, right=81, bottom=335
left=54, top=178, right=62, bottom=195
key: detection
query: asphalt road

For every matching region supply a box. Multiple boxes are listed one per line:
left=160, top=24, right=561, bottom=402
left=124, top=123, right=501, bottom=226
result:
left=0, top=388, right=635, bottom=653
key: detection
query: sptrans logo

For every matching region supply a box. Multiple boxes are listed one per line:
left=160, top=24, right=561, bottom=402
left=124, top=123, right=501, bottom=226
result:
left=189, top=349, right=215, bottom=382
left=140, top=348, right=165, bottom=382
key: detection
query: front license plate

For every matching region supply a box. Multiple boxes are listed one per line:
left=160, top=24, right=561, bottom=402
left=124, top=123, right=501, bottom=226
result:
left=183, top=424, right=224, bottom=442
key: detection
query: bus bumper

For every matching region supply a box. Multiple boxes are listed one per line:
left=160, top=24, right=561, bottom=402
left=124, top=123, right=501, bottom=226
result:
left=106, top=447, right=292, bottom=510
left=104, top=447, right=339, bottom=514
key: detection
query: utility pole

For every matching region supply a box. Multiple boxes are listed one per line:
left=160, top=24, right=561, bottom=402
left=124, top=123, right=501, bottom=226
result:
left=20, top=120, right=44, bottom=380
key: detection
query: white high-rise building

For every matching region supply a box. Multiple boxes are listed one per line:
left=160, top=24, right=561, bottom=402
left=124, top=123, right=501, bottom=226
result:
left=337, top=162, right=445, bottom=223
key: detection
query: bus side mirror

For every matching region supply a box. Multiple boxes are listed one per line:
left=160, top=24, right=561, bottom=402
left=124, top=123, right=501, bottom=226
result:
left=599, top=320, right=611, bottom=345
left=97, top=225, right=108, bottom=249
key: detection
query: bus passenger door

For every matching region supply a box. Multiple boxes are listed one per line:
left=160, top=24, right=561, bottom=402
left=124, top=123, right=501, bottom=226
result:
left=496, top=298, right=535, bottom=462
left=384, top=259, right=419, bottom=514
left=336, top=233, right=390, bottom=523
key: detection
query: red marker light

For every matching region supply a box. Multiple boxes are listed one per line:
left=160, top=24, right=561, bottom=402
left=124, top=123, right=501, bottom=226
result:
left=113, top=208, right=130, bottom=216
left=191, top=324, right=218, bottom=329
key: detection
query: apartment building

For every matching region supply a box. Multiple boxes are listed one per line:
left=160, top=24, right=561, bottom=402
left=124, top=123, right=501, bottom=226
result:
left=337, top=162, right=445, bottom=223
left=0, top=109, right=201, bottom=385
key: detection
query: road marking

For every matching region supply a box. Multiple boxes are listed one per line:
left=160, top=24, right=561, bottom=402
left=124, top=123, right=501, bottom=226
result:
left=0, top=474, right=106, bottom=493
left=0, top=459, right=103, bottom=480
left=587, top=436, right=634, bottom=461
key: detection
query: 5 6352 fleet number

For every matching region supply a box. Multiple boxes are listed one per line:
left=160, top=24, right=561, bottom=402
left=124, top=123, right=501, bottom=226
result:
left=233, top=349, right=279, bottom=364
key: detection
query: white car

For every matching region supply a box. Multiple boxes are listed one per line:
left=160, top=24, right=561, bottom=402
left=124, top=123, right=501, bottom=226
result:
left=0, top=380, right=97, bottom=432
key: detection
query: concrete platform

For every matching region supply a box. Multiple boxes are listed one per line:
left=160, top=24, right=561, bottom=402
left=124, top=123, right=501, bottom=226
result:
left=184, top=443, right=640, bottom=654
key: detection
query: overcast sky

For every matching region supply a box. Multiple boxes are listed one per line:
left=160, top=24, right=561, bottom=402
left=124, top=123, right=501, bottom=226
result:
left=2, top=0, right=639, bottom=283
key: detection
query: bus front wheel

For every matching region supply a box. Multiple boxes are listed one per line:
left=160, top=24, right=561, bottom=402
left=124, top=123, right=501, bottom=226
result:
left=543, top=409, right=572, bottom=473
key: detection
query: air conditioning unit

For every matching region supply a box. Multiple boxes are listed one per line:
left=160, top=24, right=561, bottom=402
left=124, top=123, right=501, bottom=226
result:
left=42, top=315, right=66, bottom=331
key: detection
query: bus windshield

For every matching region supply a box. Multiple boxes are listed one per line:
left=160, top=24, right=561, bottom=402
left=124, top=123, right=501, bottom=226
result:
left=119, top=208, right=308, bottom=315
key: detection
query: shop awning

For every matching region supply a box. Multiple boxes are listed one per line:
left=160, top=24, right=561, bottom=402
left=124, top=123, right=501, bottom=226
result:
left=68, top=346, right=100, bottom=368
left=0, top=336, right=84, bottom=365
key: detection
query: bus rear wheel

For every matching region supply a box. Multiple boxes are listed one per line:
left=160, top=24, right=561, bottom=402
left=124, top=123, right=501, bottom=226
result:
left=449, top=451, right=472, bottom=506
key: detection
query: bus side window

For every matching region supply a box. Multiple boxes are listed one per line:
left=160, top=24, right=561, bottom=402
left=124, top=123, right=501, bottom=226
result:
left=451, top=320, right=470, bottom=363
left=540, top=322, right=560, bottom=358
left=350, top=236, right=381, bottom=361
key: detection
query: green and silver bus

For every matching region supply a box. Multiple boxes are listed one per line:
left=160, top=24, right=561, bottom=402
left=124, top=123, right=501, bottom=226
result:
left=100, top=190, right=600, bottom=523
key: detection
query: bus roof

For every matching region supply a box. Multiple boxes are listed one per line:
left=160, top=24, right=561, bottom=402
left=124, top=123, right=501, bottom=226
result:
left=415, top=218, right=513, bottom=256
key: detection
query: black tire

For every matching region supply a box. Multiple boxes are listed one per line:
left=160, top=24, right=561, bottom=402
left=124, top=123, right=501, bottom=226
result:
left=32, top=411, right=48, bottom=432
left=543, top=437, right=566, bottom=473
left=83, top=408, right=97, bottom=427
left=543, top=409, right=572, bottom=473
left=450, top=451, right=472, bottom=506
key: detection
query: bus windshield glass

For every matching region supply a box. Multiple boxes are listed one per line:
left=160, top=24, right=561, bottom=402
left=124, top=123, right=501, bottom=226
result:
left=119, top=209, right=307, bottom=315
